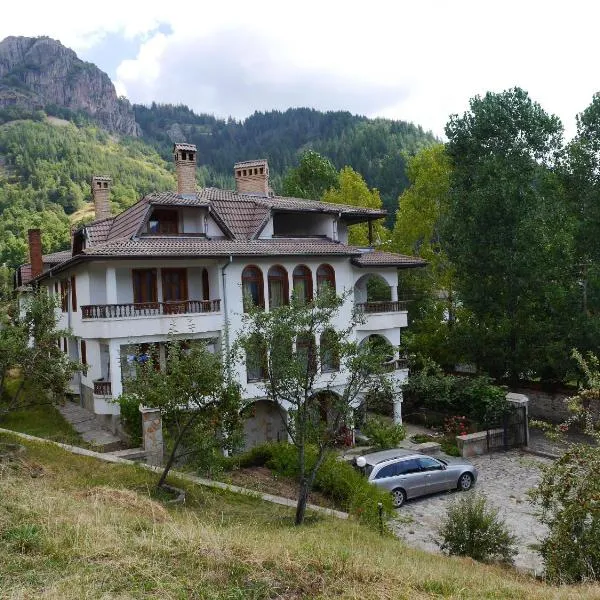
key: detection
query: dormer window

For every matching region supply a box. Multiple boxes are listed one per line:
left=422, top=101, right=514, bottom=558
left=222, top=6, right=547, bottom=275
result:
left=148, top=209, right=179, bottom=234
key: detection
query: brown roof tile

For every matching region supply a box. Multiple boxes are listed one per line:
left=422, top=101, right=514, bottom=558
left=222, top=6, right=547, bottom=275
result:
left=86, top=217, right=114, bottom=245
left=351, top=251, right=426, bottom=268
left=106, top=198, right=151, bottom=241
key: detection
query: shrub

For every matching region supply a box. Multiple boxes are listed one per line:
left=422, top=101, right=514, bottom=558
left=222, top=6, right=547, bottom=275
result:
left=116, top=394, right=143, bottom=446
left=230, top=442, right=393, bottom=528
left=362, top=417, right=405, bottom=450
left=437, top=493, right=517, bottom=563
left=440, top=439, right=461, bottom=457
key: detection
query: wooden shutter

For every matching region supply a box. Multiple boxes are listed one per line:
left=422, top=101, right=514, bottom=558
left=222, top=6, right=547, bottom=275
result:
left=80, top=339, right=87, bottom=365
left=202, top=268, right=210, bottom=301
left=71, top=276, right=77, bottom=311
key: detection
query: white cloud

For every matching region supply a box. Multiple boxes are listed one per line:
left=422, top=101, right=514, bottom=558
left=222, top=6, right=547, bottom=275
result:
left=2, top=0, right=600, bottom=137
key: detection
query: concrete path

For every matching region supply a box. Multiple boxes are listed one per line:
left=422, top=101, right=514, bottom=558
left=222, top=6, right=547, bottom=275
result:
left=57, top=401, right=122, bottom=452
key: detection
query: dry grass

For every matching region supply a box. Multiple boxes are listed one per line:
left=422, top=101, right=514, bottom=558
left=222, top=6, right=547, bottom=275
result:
left=1, top=432, right=599, bottom=599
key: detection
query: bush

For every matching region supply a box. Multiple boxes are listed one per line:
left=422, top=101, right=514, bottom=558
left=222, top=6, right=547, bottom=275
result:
left=362, top=417, right=406, bottom=450
left=115, top=394, right=143, bottom=446
left=437, top=493, right=517, bottom=563
left=230, top=442, right=393, bottom=528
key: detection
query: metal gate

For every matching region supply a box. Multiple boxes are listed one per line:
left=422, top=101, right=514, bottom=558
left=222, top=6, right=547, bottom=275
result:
left=486, top=405, right=528, bottom=452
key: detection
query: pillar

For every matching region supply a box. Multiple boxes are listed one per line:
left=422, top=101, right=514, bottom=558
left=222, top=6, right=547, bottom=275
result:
left=393, top=389, right=403, bottom=425
left=106, top=267, right=117, bottom=304
left=140, top=406, right=164, bottom=466
left=390, top=285, right=398, bottom=302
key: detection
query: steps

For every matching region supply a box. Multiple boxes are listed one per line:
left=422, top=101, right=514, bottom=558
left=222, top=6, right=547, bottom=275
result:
left=57, top=401, right=123, bottom=452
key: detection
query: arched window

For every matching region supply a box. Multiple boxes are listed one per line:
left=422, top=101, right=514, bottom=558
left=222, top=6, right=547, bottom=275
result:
left=293, top=265, right=313, bottom=303
left=242, top=265, right=264, bottom=311
left=317, top=264, right=336, bottom=294
left=202, top=268, right=210, bottom=301
left=268, top=265, right=289, bottom=308
left=320, top=329, right=340, bottom=372
left=297, top=333, right=317, bottom=376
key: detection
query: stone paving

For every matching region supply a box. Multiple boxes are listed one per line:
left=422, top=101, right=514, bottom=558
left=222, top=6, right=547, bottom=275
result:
left=57, top=401, right=122, bottom=451
left=389, top=450, right=552, bottom=574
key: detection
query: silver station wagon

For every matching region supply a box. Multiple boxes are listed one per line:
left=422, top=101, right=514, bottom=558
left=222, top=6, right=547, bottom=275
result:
left=355, top=449, right=478, bottom=507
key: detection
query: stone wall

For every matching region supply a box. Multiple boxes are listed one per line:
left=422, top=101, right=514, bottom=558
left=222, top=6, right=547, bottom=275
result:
left=81, top=384, right=94, bottom=412
left=511, top=386, right=574, bottom=423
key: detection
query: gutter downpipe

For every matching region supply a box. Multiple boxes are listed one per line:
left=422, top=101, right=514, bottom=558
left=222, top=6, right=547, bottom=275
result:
left=221, top=255, right=234, bottom=377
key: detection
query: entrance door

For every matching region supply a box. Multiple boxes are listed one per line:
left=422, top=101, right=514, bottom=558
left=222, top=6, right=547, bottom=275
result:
left=162, top=268, right=188, bottom=314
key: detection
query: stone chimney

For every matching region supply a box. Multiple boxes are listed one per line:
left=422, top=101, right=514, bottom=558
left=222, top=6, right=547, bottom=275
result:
left=234, top=159, right=269, bottom=196
left=28, top=229, right=43, bottom=279
left=173, top=143, right=197, bottom=195
left=91, top=175, right=112, bottom=220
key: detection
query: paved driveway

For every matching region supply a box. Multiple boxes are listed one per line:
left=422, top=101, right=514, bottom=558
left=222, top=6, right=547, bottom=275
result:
left=388, top=451, right=552, bottom=574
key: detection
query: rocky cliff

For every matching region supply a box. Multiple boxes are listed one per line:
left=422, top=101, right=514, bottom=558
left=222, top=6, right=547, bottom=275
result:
left=0, top=36, right=141, bottom=136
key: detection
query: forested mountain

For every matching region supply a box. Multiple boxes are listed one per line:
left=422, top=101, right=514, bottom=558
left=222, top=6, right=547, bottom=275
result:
left=134, top=104, right=437, bottom=217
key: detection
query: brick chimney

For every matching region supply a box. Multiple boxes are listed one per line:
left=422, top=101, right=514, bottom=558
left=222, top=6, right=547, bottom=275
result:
left=173, top=143, right=197, bottom=195
left=234, top=159, right=269, bottom=196
left=28, top=229, right=43, bottom=279
left=91, top=175, right=112, bottom=220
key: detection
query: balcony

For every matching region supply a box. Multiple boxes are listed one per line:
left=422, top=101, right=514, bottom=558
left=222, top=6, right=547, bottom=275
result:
left=81, top=299, right=221, bottom=320
left=356, top=301, right=408, bottom=313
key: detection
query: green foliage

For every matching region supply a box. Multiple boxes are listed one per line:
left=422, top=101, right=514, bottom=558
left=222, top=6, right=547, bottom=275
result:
left=437, top=493, right=517, bottom=563
left=404, top=360, right=509, bottom=426
left=362, top=416, right=405, bottom=450
left=443, top=88, right=577, bottom=382
left=0, top=119, right=175, bottom=267
left=322, top=166, right=390, bottom=247
left=281, top=150, right=338, bottom=199
left=231, top=441, right=394, bottom=527
left=116, top=394, right=143, bottom=447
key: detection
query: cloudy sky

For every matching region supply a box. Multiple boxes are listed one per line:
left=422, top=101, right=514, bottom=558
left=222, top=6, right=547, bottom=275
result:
left=0, top=0, right=598, bottom=137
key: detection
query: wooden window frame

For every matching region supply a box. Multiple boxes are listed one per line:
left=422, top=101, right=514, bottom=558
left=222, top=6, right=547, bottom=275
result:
left=267, top=265, right=289, bottom=308
left=202, top=268, right=210, bottom=301
left=320, top=329, right=340, bottom=372
left=132, top=269, right=158, bottom=305
left=148, top=209, right=179, bottom=234
left=317, top=264, right=336, bottom=294
left=71, top=276, right=77, bottom=312
left=293, top=265, right=313, bottom=303
left=80, top=339, right=87, bottom=366
left=60, top=280, right=68, bottom=312
left=242, top=265, right=265, bottom=311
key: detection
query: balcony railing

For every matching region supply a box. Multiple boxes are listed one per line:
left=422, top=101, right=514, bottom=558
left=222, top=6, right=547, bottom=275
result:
left=356, top=300, right=408, bottom=313
left=81, top=299, right=221, bottom=319
left=93, top=380, right=112, bottom=396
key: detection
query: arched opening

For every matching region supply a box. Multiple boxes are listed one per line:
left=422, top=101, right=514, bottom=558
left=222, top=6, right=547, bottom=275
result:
left=360, top=334, right=395, bottom=364
left=293, top=265, right=313, bottom=303
left=242, top=400, right=288, bottom=449
left=296, top=333, right=317, bottom=376
left=268, top=265, right=289, bottom=308
left=354, top=273, right=391, bottom=306
left=316, top=264, right=336, bottom=295
left=320, top=328, right=340, bottom=372
left=246, top=333, right=268, bottom=382
left=310, top=391, right=353, bottom=446
left=242, top=265, right=264, bottom=311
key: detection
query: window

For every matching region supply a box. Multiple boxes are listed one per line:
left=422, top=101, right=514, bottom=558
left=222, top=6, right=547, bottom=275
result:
left=317, top=264, right=336, bottom=294
left=132, top=269, right=158, bottom=305
left=80, top=339, right=87, bottom=366
left=268, top=265, right=288, bottom=308
left=396, top=458, right=421, bottom=475
left=54, top=281, right=59, bottom=295
left=417, top=457, right=444, bottom=472
left=320, top=329, right=340, bottom=372
left=246, top=334, right=267, bottom=382
left=202, top=268, right=210, bottom=301
left=71, top=276, right=77, bottom=312
left=293, top=265, right=313, bottom=303
left=375, top=464, right=397, bottom=479
left=242, top=265, right=264, bottom=311
left=148, top=209, right=179, bottom=234
left=62, top=338, right=68, bottom=353
left=162, top=268, right=188, bottom=302
left=297, top=333, right=317, bottom=376
left=60, top=280, right=68, bottom=312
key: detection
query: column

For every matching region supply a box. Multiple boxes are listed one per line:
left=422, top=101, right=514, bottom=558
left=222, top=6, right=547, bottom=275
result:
left=390, top=284, right=398, bottom=302
left=140, top=406, right=164, bottom=466
left=393, top=389, right=403, bottom=425
left=106, top=267, right=117, bottom=304
left=108, top=339, right=122, bottom=399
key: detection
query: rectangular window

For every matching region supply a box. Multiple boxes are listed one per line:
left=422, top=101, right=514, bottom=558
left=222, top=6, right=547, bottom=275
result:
left=71, top=276, right=77, bottom=312
left=80, top=339, right=87, bottom=366
left=161, top=268, right=188, bottom=302
left=62, top=338, right=68, bottom=353
left=132, top=269, right=158, bottom=305
left=147, top=209, right=179, bottom=234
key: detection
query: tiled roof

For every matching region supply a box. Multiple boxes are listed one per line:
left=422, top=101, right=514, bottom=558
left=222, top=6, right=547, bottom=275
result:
left=106, top=198, right=151, bottom=241
left=43, top=250, right=72, bottom=264
left=86, top=217, right=114, bottom=245
left=351, top=251, right=427, bottom=268
left=147, top=191, right=211, bottom=207
left=173, top=142, right=197, bottom=152
left=210, top=198, right=270, bottom=240
left=82, top=238, right=361, bottom=258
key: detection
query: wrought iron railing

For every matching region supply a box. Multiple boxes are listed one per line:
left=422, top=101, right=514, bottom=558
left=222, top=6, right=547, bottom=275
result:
left=356, top=301, right=408, bottom=313
left=93, top=380, right=112, bottom=396
left=81, top=299, right=221, bottom=319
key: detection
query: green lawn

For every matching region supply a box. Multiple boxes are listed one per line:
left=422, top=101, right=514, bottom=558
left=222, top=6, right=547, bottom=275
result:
left=1, top=431, right=598, bottom=599
left=0, top=404, right=83, bottom=445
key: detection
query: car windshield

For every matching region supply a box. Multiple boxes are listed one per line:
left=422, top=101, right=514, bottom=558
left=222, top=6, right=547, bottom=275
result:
left=438, top=459, right=448, bottom=466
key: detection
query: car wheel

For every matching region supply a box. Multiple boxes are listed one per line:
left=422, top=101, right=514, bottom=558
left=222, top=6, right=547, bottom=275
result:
left=458, top=472, right=474, bottom=491
left=391, top=488, right=406, bottom=508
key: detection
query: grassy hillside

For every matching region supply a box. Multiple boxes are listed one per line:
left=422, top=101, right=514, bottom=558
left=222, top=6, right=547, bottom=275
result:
left=0, top=118, right=175, bottom=267
left=0, top=431, right=597, bottom=599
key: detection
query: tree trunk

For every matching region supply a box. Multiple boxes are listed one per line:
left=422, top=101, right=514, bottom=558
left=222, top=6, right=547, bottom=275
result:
left=156, top=412, right=198, bottom=490
left=294, top=447, right=327, bottom=526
